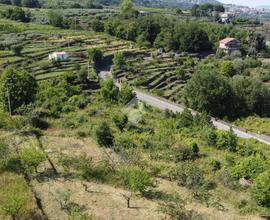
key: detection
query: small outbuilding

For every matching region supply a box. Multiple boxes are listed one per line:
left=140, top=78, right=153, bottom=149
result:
left=219, top=37, right=241, bottom=54
left=49, top=52, right=69, bottom=61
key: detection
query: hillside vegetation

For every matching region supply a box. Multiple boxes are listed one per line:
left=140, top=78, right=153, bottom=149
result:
left=1, top=1, right=270, bottom=220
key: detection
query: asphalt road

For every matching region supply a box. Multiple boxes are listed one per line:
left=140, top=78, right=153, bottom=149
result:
left=99, top=70, right=270, bottom=145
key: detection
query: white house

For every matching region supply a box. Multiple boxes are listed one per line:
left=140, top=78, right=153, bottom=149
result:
left=220, top=12, right=235, bottom=23
left=48, top=52, right=69, bottom=61
left=219, top=37, right=241, bottom=54
left=138, top=11, right=148, bottom=17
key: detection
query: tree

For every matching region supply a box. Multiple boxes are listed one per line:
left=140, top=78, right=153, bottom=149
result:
left=213, top=4, right=225, bottom=12
left=21, top=0, right=40, bottom=8
left=11, top=0, right=21, bottom=5
left=48, top=10, right=64, bottom=28
left=91, top=19, right=104, bottom=32
left=246, top=31, right=266, bottom=53
left=0, top=67, right=38, bottom=114
left=100, top=78, right=119, bottom=103
left=120, top=0, right=132, bottom=13
left=113, top=113, right=128, bottom=131
left=219, top=60, right=236, bottom=77
left=113, top=52, right=125, bottom=67
left=216, top=129, right=237, bottom=152
left=175, top=143, right=199, bottom=162
left=2, top=7, right=30, bottom=22
left=252, top=171, right=270, bottom=207
left=87, top=48, right=103, bottom=65
left=19, top=146, right=46, bottom=174
left=118, top=83, right=134, bottom=105
left=231, top=76, right=270, bottom=117
left=120, top=0, right=138, bottom=18
left=175, top=8, right=183, bottom=15
left=120, top=166, right=152, bottom=207
left=184, top=69, right=232, bottom=117
left=11, top=44, right=23, bottom=56
left=231, top=156, right=267, bottom=179
left=94, top=121, right=114, bottom=147
left=170, top=162, right=204, bottom=190
left=191, top=4, right=200, bottom=16
left=136, top=34, right=151, bottom=48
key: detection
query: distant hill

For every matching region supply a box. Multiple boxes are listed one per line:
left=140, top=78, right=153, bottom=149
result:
left=99, top=0, right=222, bottom=8
left=256, top=5, right=270, bottom=10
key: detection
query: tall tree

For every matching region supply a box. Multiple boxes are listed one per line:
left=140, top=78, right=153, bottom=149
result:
left=184, top=68, right=232, bottom=117
left=0, top=67, right=38, bottom=114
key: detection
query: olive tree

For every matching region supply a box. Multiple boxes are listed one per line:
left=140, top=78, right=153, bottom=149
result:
left=120, top=166, right=152, bottom=208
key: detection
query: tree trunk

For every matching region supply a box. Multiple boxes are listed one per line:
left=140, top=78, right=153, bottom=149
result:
left=127, top=198, right=130, bottom=208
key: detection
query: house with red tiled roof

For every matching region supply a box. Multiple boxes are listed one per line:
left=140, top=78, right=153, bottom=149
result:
left=219, top=37, right=241, bottom=54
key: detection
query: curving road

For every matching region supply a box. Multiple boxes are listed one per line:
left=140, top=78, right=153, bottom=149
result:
left=99, top=70, right=270, bottom=145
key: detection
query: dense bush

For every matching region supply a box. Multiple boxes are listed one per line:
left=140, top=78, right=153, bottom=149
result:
left=113, top=113, right=128, bottom=131
left=231, top=156, right=267, bottom=179
left=120, top=166, right=152, bottom=193
left=118, top=83, right=134, bottom=104
left=19, top=146, right=46, bottom=174
left=252, top=171, right=270, bottom=207
left=169, top=162, right=204, bottom=190
left=1, top=7, right=30, bottom=22
left=216, top=129, right=237, bottom=152
left=175, top=143, right=199, bottom=162
left=94, top=121, right=114, bottom=147
left=100, top=78, right=119, bottom=103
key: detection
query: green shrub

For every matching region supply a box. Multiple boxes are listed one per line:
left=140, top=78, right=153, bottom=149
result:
left=169, top=162, right=204, bottom=189
left=118, top=83, right=134, bottom=105
left=176, top=108, right=194, bottom=128
left=67, top=95, right=89, bottom=109
left=113, top=113, right=128, bottom=131
left=94, top=121, right=114, bottom=147
left=252, top=171, right=270, bottom=207
left=0, top=173, right=31, bottom=220
left=216, top=129, right=237, bottom=152
left=231, top=156, right=267, bottom=179
left=175, top=143, right=199, bottom=162
left=120, top=166, right=152, bottom=194
left=205, top=128, right=217, bottom=146
left=208, top=159, right=221, bottom=172
left=19, top=146, right=46, bottom=174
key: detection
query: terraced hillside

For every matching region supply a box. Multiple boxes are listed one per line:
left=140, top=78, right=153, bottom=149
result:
left=0, top=19, right=143, bottom=81
left=113, top=53, right=196, bottom=103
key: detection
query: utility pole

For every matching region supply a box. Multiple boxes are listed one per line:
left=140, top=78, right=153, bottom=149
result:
left=6, top=77, right=13, bottom=116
